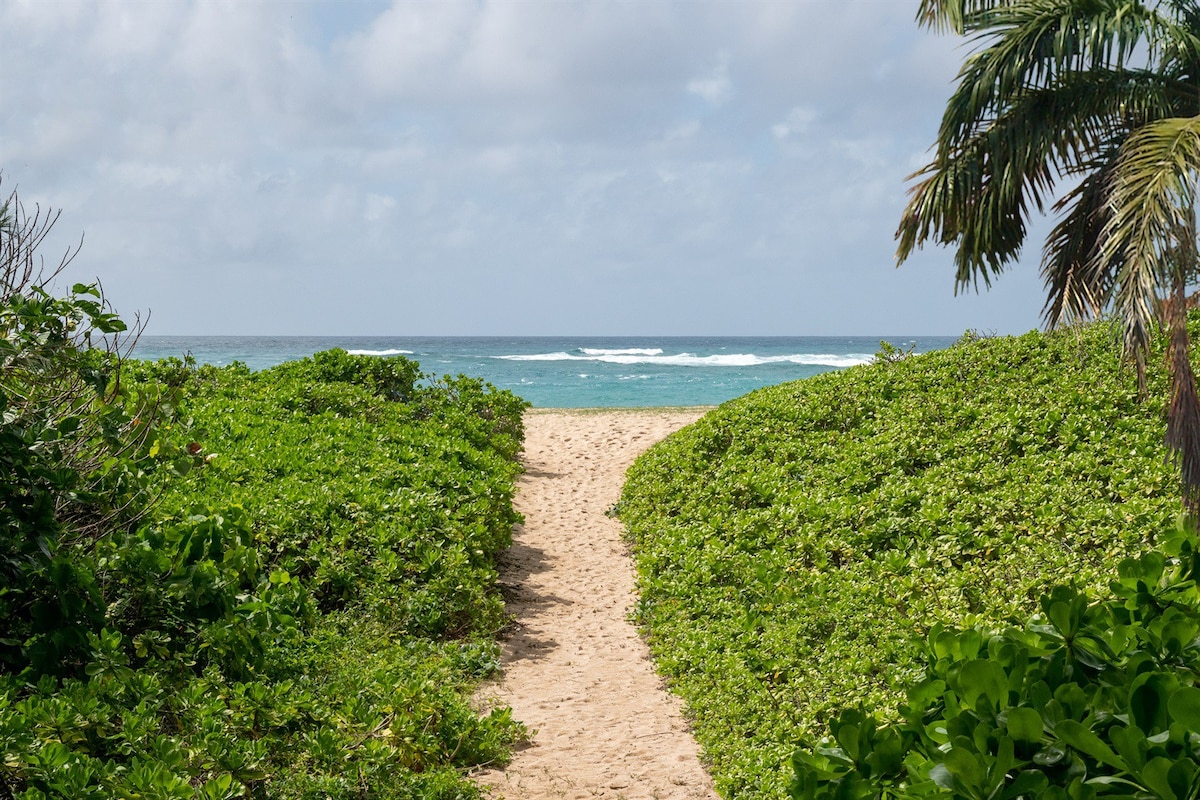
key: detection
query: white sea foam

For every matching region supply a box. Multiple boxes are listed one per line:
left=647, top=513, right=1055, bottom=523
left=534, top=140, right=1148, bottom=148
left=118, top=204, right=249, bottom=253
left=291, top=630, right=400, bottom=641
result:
left=346, top=348, right=413, bottom=357
left=497, top=351, right=872, bottom=367
left=501, top=352, right=579, bottom=361
left=579, top=347, right=664, bottom=356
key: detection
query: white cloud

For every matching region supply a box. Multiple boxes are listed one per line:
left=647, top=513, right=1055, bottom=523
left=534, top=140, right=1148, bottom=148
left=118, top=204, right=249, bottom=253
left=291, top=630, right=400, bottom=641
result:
left=98, top=160, right=184, bottom=191
left=772, top=106, right=819, bottom=139
left=341, top=0, right=476, bottom=96
left=0, top=0, right=1048, bottom=336
left=364, top=193, right=396, bottom=222
left=86, top=3, right=181, bottom=61
left=654, top=120, right=702, bottom=148
left=686, top=53, right=732, bottom=105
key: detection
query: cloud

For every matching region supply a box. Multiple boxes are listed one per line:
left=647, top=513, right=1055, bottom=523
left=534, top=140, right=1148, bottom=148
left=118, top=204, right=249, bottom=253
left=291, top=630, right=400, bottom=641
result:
left=772, top=106, right=819, bottom=140
left=341, top=0, right=476, bottom=97
left=0, top=0, right=1048, bottom=336
left=687, top=53, right=732, bottom=105
left=364, top=192, right=396, bottom=222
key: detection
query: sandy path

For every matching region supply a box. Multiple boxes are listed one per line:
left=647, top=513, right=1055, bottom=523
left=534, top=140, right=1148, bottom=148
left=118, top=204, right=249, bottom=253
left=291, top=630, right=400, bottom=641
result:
left=474, top=408, right=719, bottom=800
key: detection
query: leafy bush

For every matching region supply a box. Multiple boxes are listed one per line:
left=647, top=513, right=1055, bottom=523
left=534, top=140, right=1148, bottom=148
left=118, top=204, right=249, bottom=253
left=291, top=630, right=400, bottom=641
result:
left=792, top=522, right=1200, bottom=799
left=286, top=347, right=422, bottom=401
left=3, top=344, right=530, bottom=798
left=0, top=188, right=182, bottom=678
left=152, top=354, right=526, bottom=635
left=619, top=323, right=1182, bottom=798
left=0, top=188, right=531, bottom=798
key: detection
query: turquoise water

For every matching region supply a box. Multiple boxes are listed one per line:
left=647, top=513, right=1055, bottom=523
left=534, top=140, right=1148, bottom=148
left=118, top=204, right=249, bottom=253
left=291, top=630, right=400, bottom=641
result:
left=132, top=335, right=960, bottom=408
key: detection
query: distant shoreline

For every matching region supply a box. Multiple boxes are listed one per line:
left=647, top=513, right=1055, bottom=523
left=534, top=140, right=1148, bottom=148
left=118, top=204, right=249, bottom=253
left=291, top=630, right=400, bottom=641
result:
left=130, top=335, right=955, bottom=408
left=525, top=405, right=718, bottom=414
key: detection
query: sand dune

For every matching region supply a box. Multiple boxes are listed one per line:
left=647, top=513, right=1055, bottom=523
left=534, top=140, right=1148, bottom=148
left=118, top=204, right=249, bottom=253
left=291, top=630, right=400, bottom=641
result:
left=474, top=408, right=719, bottom=800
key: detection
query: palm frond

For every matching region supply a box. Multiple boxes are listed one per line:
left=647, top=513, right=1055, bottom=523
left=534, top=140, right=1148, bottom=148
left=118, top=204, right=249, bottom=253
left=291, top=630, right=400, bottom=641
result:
left=917, top=0, right=1016, bottom=33
left=940, top=0, right=1169, bottom=147
left=1157, top=0, right=1200, bottom=63
left=1101, top=114, right=1200, bottom=380
left=897, top=152, right=1031, bottom=291
left=907, top=0, right=1200, bottom=515
left=898, top=68, right=1180, bottom=287
left=1040, top=158, right=1121, bottom=326
left=973, top=66, right=1180, bottom=179
left=1164, top=236, right=1200, bottom=514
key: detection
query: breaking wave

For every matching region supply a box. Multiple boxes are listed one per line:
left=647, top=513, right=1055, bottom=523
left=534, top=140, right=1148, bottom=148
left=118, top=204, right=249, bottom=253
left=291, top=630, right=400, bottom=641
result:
left=496, top=349, right=871, bottom=368
left=346, top=348, right=413, bottom=357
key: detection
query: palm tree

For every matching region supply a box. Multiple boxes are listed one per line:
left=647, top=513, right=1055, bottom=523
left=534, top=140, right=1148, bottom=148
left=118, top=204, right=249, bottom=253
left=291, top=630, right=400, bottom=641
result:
left=897, top=0, right=1200, bottom=512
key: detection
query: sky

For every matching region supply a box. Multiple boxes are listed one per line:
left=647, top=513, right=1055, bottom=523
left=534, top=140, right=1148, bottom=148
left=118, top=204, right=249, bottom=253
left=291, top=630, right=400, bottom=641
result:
left=2, top=0, right=1056, bottom=336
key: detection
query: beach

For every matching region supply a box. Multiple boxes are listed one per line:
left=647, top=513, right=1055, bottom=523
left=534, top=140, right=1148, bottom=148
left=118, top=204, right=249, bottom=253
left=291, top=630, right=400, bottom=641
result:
left=474, top=408, right=718, bottom=800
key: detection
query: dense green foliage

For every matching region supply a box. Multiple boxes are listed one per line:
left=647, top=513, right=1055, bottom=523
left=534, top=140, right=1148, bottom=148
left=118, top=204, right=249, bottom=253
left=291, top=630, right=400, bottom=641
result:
left=898, top=0, right=1200, bottom=391
left=618, top=324, right=1183, bottom=798
left=792, top=523, right=1200, bottom=799
left=2, top=286, right=530, bottom=797
left=0, top=281, right=155, bottom=679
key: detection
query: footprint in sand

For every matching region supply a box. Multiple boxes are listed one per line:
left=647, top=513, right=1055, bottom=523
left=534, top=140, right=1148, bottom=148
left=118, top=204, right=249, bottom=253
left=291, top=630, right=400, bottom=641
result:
left=474, top=409, right=718, bottom=800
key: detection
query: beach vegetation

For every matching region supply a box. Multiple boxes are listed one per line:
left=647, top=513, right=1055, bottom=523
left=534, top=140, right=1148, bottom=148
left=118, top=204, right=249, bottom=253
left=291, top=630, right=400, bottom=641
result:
left=619, top=322, right=1184, bottom=798
left=0, top=187, right=530, bottom=799
left=895, top=0, right=1200, bottom=511
left=790, top=522, right=1200, bottom=799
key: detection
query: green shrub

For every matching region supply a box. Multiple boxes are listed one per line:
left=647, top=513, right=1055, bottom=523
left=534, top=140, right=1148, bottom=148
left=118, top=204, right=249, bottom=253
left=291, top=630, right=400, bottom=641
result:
left=0, top=189, right=529, bottom=796
left=0, top=279, right=185, bottom=677
left=792, top=521, right=1200, bottom=799
left=619, top=323, right=1182, bottom=798
left=270, top=347, right=423, bottom=402
left=2, top=340, right=530, bottom=798
left=161, top=359, right=526, bottom=632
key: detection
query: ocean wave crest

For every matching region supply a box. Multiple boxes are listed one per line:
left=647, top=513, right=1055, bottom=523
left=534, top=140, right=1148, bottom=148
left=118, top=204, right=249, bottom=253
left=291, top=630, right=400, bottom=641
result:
left=346, top=348, right=413, bottom=357
left=579, top=347, right=664, bottom=356
left=497, top=351, right=871, bottom=367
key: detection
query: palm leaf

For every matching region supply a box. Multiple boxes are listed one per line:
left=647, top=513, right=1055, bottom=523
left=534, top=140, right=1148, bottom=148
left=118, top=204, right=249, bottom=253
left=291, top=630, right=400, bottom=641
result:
left=1164, top=232, right=1200, bottom=514
left=939, top=0, right=1166, bottom=148
left=1102, top=115, right=1200, bottom=386
left=906, top=0, right=1200, bottom=515
left=897, top=151, right=1032, bottom=290
left=897, top=69, right=1179, bottom=288
left=917, top=0, right=1016, bottom=33
left=1040, top=157, right=1122, bottom=326
left=1157, top=0, right=1200, bottom=65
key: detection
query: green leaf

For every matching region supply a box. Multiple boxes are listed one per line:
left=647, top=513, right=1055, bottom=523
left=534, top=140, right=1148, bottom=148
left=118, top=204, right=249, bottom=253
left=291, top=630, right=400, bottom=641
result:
left=1048, top=601, right=1078, bottom=637
left=1055, top=720, right=1126, bottom=771
left=1140, top=756, right=1180, bottom=800
left=942, top=747, right=987, bottom=794
left=1130, top=674, right=1173, bottom=734
left=1109, top=724, right=1148, bottom=773
left=1003, top=770, right=1049, bottom=799
left=864, top=728, right=907, bottom=777
left=1167, top=687, right=1200, bottom=729
left=1005, top=707, right=1045, bottom=745
left=957, top=659, right=1009, bottom=711
left=929, top=762, right=954, bottom=791
left=1034, top=744, right=1068, bottom=766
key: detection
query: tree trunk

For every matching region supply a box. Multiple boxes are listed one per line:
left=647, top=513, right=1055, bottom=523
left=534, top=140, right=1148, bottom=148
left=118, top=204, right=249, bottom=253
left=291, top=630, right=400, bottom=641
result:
left=1164, top=215, right=1200, bottom=519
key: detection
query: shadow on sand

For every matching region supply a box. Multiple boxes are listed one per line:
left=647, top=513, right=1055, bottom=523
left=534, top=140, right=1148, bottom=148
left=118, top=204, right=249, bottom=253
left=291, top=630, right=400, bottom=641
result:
left=494, top=530, right=570, bottom=664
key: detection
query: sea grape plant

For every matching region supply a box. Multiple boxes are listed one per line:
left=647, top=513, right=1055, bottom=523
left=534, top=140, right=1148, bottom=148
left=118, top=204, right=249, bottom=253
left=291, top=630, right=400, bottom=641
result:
left=1, top=183, right=529, bottom=798
left=619, top=324, right=1182, bottom=798
left=0, top=184, right=183, bottom=678
left=792, top=520, right=1200, bottom=799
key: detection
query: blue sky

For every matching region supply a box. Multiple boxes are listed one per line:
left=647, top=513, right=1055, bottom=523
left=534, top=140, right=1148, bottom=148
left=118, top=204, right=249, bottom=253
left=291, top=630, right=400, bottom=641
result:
left=2, top=0, right=1053, bottom=336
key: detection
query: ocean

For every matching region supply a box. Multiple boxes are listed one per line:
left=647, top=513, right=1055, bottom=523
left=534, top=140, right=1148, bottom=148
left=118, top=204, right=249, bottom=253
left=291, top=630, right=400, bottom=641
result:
left=131, top=335, right=961, bottom=408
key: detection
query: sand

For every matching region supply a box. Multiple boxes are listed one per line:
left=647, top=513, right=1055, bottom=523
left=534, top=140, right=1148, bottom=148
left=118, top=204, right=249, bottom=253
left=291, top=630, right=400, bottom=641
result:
left=474, top=408, right=719, bottom=800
